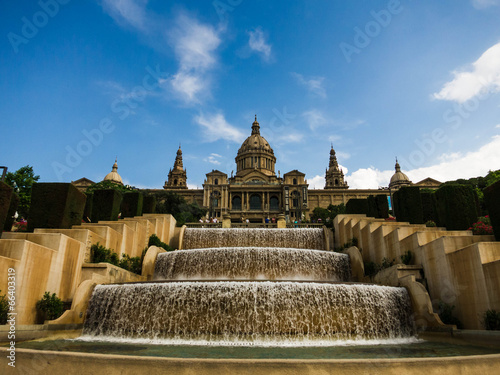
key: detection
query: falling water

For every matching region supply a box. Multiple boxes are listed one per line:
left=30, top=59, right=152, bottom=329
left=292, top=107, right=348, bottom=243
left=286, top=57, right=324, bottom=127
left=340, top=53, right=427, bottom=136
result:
left=154, top=247, right=351, bottom=282
left=82, top=227, right=416, bottom=346
left=182, top=228, right=324, bottom=250
left=83, top=281, right=414, bottom=345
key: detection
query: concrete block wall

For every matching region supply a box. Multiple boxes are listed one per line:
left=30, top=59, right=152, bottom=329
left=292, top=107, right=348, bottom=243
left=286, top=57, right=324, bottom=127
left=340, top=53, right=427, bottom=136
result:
left=334, top=214, right=500, bottom=329
left=0, top=214, right=176, bottom=324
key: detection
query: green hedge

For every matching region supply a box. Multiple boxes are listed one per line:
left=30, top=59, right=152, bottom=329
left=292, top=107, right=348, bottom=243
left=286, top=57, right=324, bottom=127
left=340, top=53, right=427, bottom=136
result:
left=0, top=181, right=13, bottom=233
left=367, top=195, right=389, bottom=218
left=435, top=184, right=479, bottom=230
left=28, top=183, right=87, bottom=231
left=83, top=193, right=93, bottom=222
left=484, top=180, right=500, bottom=240
left=3, top=192, right=19, bottom=231
left=143, top=195, right=156, bottom=214
left=121, top=191, right=143, bottom=218
left=346, top=199, right=369, bottom=215
left=91, top=189, right=123, bottom=222
left=421, top=191, right=438, bottom=224
left=393, top=186, right=424, bottom=224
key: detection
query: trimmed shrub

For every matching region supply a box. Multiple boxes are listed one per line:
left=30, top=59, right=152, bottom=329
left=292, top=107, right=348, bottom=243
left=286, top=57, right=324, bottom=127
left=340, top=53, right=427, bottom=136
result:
left=90, top=242, right=119, bottom=266
left=375, top=194, right=389, bottom=218
left=28, top=183, right=87, bottom=232
left=0, top=181, right=13, bottom=233
left=121, top=191, right=144, bottom=218
left=483, top=310, right=500, bottom=330
left=36, top=292, right=64, bottom=323
left=83, top=193, right=93, bottom=222
left=346, top=199, right=369, bottom=215
left=437, top=301, right=463, bottom=329
left=421, top=191, right=438, bottom=223
left=435, top=184, right=479, bottom=230
left=142, top=195, right=156, bottom=214
left=91, top=189, right=122, bottom=222
left=484, top=180, right=500, bottom=240
left=393, top=186, right=424, bottom=224
left=3, top=191, right=19, bottom=231
left=148, top=234, right=174, bottom=252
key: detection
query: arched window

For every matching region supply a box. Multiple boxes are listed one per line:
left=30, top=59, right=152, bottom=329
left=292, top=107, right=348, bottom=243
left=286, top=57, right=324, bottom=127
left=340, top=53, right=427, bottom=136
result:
left=232, top=196, right=242, bottom=210
left=335, top=178, right=339, bottom=185
left=293, top=178, right=297, bottom=185
left=174, top=179, right=178, bottom=185
left=250, top=194, right=262, bottom=210
left=214, top=178, right=218, bottom=185
left=270, top=196, right=279, bottom=210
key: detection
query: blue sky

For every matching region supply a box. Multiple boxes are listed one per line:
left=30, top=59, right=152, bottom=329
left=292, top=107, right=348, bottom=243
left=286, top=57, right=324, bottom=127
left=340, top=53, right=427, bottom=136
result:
left=1, top=0, right=500, bottom=189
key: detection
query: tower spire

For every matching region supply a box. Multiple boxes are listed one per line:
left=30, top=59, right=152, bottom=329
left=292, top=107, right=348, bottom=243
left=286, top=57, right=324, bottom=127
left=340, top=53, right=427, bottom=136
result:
left=251, top=115, right=260, bottom=135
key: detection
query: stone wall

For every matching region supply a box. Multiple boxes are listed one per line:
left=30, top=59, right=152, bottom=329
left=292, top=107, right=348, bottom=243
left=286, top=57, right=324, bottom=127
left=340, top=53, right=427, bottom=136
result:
left=0, top=214, right=177, bottom=325
left=334, top=214, right=500, bottom=329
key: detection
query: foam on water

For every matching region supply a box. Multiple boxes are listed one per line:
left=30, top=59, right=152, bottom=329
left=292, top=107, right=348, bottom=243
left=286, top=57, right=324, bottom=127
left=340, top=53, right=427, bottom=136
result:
left=182, top=228, right=324, bottom=250
left=83, top=281, right=414, bottom=345
left=154, top=247, right=351, bottom=281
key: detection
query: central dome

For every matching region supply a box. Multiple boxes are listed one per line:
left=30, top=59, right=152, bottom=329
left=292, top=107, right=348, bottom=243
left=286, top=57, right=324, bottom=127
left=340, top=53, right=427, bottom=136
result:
left=237, top=115, right=274, bottom=154
left=235, top=116, right=276, bottom=178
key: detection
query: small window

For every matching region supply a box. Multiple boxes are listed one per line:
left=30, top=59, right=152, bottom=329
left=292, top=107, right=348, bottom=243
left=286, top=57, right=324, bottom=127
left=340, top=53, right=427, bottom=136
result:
left=174, top=179, right=178, bottom=185
left=293, top=178, right=297, bottom=185
left=335, top=179, right=339, bottom=185
left=214, top=178, right=218, bottom=185
left=232, top=196, right=242, bottom=210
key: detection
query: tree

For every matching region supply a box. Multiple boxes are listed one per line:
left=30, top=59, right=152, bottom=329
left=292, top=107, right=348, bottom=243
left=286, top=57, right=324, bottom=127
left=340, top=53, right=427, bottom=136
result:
left=155, top=191, right=207, bottom=226
left=5, top=165, right=40, bottom=218
left=85, top=180, right=136, bottom=194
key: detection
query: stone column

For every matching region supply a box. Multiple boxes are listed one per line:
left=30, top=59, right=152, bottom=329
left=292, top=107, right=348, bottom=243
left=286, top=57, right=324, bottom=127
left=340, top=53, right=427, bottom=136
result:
left=277, top=214, right=286, bottom=228
left=222, top=213, right=231, bottom=228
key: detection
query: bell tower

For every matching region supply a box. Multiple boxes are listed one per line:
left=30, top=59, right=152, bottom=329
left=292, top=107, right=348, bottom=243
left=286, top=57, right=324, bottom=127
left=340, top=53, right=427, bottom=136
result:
left=324, top=145, right=348, bottom=189
left=164, top=145, right=188, bottom=189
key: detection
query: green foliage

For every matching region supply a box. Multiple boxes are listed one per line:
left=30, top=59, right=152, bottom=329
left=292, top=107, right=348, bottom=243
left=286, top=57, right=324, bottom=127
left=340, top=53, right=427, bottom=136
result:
left=437, top=302, right=463, bottom=329
left=3, top=191, right=20, bottom=231
left=401, top=250, right=413, bottom=265
left=148, top=234, right=174, bottom=252
left=346, top=199, right=369, bottom=215
left=367, top=195, right=389, bottom=219
left=363, top=257, right=395, bottom=277
left=0, top=290, right=8, bottom=325
left=155, top=191, right=206, bottom=226
left=425, top=220, right=437, bottom=227
left=90, top=243, right=119, bottom=266
left=484, top=180, right=500, bottom=241
left=483, top=310, right=500, bottom=330
left=90, top=242, right=143, bottom=275
left=28, top=183, right=86, bottom=231
left=421, top=191, right=438, bottom=223
left=142, top=195, right=157, bottom=214
left=119, top=254, right=143, bottom=275
left=435, top=184, right=479, bottom=230
left=5, top=165, right=40, bottom=218
left=121, top=191, right=144, bottom=218
left=85, top=180, right=135, bottom=194
left=469, top=216, right=493, bottom=235
left=393, top=186, right=424, bottom=224
left=91, top=189, right=123, bottom=222
left=36, top=292, right=64, bottom=321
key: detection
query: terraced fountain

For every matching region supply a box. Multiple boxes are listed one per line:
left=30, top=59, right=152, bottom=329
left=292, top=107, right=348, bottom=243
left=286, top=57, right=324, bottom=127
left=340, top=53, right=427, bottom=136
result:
left=81, top=228, right=415, bottom=346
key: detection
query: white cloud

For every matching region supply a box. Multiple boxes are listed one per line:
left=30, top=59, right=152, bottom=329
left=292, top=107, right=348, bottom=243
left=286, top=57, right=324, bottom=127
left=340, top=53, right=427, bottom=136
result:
left=248, top=28, right=272, bottom=61
left=292, top=73, right=326, bottom=98
left=194, top=113, right=246, bottom=143
left=471, top=0, right=500, bottom=9
left=167, top=14, right=222, bottom=103
left=308, top=175, right=325, bottom=189
left=204, top=153, right=222, bottom=165
left=101, top=0, right=148, bottom=31
left=433, top=42, right=500, bottom=103
left=302, top=109, right=329, bottom=130
left=345, top=136, right=500, bottom=189
left=276, top=133, right=304, bottom=143
left=495, top=124, right=500, bottom=128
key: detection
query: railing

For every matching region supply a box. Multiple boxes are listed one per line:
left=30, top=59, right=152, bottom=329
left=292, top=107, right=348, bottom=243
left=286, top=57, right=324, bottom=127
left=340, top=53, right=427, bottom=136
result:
left=286, top=223, right=324, bottom=228
left=232, top=223, right=278, bottom=228
left=184, top=223, right=222, bottom=228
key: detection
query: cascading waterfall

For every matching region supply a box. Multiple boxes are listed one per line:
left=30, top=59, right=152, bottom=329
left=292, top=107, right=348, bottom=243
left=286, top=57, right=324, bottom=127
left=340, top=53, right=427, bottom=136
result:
left=82, top=228, right=415, bottom=346
left=182, top=228, right=325, bottom=250
left=154, top=247, right=351, bottom=281
left=83, top=282, right=413, bottom=344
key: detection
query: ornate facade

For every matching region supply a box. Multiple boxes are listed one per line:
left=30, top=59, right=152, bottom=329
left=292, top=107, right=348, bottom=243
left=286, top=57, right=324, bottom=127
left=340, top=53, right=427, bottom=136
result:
left=161, top=117, right=394, bottom=223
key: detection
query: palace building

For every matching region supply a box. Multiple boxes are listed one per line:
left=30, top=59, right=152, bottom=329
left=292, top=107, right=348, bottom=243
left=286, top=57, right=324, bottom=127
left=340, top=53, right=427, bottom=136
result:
left=73, top=116, right=441, bottom=222
left=156, top=117, right=441, bottom=223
